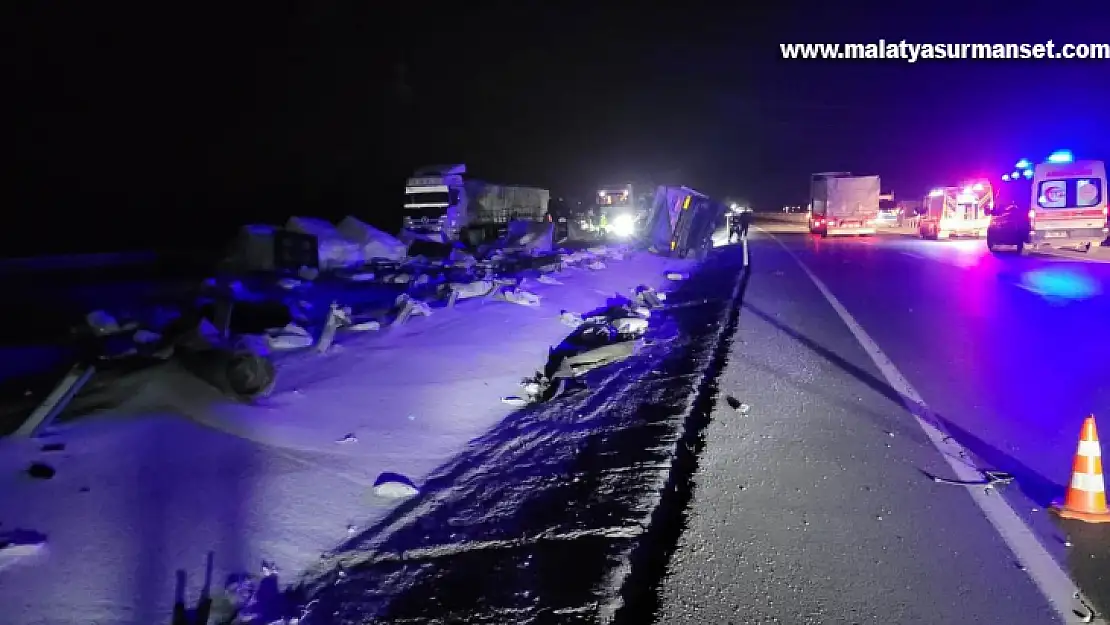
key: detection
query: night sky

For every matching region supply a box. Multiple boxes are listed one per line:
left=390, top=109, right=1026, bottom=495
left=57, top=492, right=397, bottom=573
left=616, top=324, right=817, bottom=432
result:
left=12, top=3, right=1110, bottom=256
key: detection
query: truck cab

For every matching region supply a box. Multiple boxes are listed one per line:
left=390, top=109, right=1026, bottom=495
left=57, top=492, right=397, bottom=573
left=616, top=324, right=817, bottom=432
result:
left=402, top=164, right=465, bottom=241
left=596, top=185, right=638, bottom=237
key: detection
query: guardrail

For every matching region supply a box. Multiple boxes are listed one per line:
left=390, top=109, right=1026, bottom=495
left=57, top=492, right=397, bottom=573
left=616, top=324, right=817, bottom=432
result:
left=753, top=213, right=809, bottom=225
left=0, top=251, right=160, bottom=275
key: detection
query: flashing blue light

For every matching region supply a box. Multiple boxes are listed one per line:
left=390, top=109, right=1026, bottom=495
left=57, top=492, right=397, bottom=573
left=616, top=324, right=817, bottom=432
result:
left=1047, top=150, right=1073, bottom=163
left=1002, top=174, right=1010, bottom=181
left=1015, top=159, right=1032, bottom=169
left=1011, top=171, right=1021, bottom=179
left=1022, top=168, right=1033, bottom=179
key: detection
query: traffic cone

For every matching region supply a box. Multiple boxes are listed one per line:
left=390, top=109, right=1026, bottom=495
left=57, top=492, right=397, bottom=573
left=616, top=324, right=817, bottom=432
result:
left=1051, top=415, right=1110, bottom=523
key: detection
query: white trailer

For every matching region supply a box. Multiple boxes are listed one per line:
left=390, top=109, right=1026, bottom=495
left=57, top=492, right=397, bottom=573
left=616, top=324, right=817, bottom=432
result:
left=808, top=173, right=880, bottom=236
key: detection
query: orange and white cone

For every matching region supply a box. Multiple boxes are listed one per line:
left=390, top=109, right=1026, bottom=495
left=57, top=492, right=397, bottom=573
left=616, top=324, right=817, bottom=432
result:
left=1051, top=415, right=1110, bottom=523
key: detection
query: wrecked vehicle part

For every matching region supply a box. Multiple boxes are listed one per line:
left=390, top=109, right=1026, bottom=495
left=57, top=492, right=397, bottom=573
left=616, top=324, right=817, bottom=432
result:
left=552, top=340, right=642, bottom=380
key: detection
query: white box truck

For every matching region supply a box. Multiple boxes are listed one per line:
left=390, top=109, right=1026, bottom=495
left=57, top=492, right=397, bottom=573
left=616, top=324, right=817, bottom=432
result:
left=808, top=172, right=880, bottom=237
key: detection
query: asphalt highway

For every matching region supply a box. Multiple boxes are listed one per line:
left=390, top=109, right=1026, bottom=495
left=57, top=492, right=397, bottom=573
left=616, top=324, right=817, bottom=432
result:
left=657, top=229, right=1110, bottom=624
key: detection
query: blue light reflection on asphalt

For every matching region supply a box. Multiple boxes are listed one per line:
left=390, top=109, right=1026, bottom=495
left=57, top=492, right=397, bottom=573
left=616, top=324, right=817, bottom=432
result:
left=1019, top=267, right=1101, bottom=301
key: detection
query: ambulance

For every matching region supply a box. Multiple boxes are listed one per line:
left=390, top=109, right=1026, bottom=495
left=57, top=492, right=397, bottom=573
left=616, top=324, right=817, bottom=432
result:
left=986, top=152, right=1108, bottom=253
left=918, top=181, right=993, bottom=239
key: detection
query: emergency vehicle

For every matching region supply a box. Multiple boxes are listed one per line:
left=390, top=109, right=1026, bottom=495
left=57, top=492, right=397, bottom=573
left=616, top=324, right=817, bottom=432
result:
left=918, top=181, right=993, bottom=239
left=986, top=152, right=1108, bottom=254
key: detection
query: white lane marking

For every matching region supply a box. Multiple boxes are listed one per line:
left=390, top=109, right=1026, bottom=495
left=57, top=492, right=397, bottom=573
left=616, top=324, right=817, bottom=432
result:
left=767, top=234, right=1102, bottom=625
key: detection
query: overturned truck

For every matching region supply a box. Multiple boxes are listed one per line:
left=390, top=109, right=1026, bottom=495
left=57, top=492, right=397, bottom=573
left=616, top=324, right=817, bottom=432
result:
left=644, top=185, right=726, bottom=259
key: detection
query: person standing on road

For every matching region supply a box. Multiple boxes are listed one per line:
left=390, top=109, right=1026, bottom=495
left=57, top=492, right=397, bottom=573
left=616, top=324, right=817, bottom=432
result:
left=738, top=209, right=753, bottom=239
left=728, top=213, right=742, bottom=242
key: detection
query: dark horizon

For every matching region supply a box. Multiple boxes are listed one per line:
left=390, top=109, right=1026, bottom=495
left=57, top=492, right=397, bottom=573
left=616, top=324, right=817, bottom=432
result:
left=11, top=4, right=1110, bottom=255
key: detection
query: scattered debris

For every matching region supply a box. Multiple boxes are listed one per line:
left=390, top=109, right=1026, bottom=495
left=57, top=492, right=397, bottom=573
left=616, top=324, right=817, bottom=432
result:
left=559, top=311, right=585, bottom=328
left=86, top=310, right=122, bottom=335
left=550, top=340, right=643, bottom=380
left=1074, top=592, right=1098, bottom=623
left=315, top=303, right=342, bottom=353
left=519, top=378, right=543, bottom=397
left=501, top=396, right=531, bottom=407
left=392, top=294, right=432, bottom=325
left=930, top=470, right=1014, bottom=491
left=498, top=288, right=541, bottom=307
left=631, top=285, right=666, bottom=309
left=261, top=560, right=280, bottom=577
left=537, top=275, right=563, bottom=285
left=267, top=323, right=314, bottom=350
left=277, top=278, right=302, bottom=290
left=336, top=433, right=358, bottom=444
left=724, top=396, right=749, bottom=413
left=0, top=529, right=47, bottom=554
left=348, top=320, right=381, bottom=332
left=612, top=317, right=649, bottom=336
left=26, top=462, right=55, bottom=479
left=214, top=560, right=291, bottom=625
left=132, top=329, right=162, bottom=344
left=226, top=351, right=277, bottom=400
left=665, top=271, right=687, bottom=281
left=372, top=472, right=419, bottom=499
